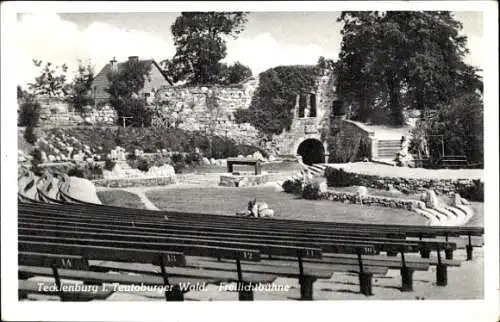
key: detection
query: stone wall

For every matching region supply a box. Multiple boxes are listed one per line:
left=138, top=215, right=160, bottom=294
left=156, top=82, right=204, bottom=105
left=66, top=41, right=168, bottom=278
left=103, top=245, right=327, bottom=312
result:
left=326, top=118, right=373, bottom=163
left=23, top=70, right=349, bottom=156
left=93, top=176, right=177, bottom=188
left=33, top=97, right=117, bottom=127
left=219, top=173, right=272, bottom=187
left=155, top=78, right=261, bottom=146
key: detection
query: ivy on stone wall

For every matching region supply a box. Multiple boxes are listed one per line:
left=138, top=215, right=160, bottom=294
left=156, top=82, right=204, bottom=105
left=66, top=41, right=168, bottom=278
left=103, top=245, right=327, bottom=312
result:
left=234, top=65, right=319, bottom=136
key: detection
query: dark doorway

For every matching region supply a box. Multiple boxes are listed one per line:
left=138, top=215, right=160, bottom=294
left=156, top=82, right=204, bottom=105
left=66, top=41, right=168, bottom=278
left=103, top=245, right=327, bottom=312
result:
left=297, top=139, right=325, bottom=165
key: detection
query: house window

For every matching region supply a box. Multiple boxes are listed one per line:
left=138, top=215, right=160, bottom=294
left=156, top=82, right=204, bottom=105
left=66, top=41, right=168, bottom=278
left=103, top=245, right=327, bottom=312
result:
left=309, top=93, right=317, bottom=117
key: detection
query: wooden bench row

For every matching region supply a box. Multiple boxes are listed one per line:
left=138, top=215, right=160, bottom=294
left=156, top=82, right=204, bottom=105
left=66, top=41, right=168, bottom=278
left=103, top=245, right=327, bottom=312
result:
left=18, top=205, right=457, bottom=256
left=20, top=204, right=466, bottom=300
left=17, top=173, right=483, bottom=300
left=20, top=201, right=479, bottom=258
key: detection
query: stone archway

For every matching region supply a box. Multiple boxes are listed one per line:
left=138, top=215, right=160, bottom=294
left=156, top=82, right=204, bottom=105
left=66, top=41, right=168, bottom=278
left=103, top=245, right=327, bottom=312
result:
left=297, top=139, right=325, bottom=165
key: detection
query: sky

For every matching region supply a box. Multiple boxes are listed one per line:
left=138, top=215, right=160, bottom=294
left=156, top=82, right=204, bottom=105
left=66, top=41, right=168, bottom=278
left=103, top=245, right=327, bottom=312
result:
left=16, top=11, right=483, bottom=87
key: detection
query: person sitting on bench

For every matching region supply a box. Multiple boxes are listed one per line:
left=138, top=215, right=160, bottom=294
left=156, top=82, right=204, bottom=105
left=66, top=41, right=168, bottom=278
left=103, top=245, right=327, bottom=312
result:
left=248, top=198, right=274, bottom=218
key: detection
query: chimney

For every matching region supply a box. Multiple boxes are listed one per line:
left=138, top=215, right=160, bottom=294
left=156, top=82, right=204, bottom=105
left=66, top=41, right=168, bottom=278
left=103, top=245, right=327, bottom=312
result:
left=110, top=57, right=118, bottom=72
left=128, top=56, right=139, bottom=63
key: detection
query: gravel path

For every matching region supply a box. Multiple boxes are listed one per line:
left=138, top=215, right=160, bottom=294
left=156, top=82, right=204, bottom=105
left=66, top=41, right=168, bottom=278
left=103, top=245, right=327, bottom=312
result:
left=121, top=188, right=159, bottom=210
left=327, top=162, right=483, bottom=180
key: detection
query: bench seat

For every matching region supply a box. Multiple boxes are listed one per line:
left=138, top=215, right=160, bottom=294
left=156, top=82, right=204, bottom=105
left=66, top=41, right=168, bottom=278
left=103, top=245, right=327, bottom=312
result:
left=19, top=265, right=218, bottom=286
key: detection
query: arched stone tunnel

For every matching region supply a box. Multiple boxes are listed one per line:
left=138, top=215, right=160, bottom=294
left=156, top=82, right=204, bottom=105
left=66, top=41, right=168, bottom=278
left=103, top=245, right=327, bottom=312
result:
left=296, top=138, right=325, bottom=165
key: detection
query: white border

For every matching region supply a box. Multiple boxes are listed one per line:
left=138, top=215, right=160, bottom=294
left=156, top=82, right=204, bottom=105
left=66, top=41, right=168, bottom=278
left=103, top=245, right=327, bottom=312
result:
left=2, top=2, right=498, bottom=322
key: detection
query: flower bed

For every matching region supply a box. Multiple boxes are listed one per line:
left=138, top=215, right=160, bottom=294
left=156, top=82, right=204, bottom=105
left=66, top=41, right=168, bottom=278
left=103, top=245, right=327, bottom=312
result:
left=282, top=177, right=425, bottom=210
left=320, top=190, right=425, bottom=211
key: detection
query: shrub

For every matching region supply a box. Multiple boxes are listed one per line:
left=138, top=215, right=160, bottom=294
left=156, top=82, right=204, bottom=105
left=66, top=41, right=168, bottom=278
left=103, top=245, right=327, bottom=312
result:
left=31, top=148, right=43, bottom=162
left=136, top=158, right=150, bottom=172
left=171, top=153, right=184, bottom=164
left=68, top=163, right=104, bottom=180
left=18, top=98, right=41, bottom=127
left=145, top=154, right=170, bottom=168
left=24, top=126, right=37, bottom=144
left=325, top=167, right=361, bottom=187
left=68, top=167, right=85, bottom=178
left=104, top=159, right=116, bottom=171
left=88, top=163, right=103, bottom=179
left=302, top=183, right=321, bottom=200
left=170, top=153, right=186, bottom=173
left=185, top=152, right=202, bottom=165
left=282, top=179, right=303, bottom=194
left=456, top=179, right=484, bottom=202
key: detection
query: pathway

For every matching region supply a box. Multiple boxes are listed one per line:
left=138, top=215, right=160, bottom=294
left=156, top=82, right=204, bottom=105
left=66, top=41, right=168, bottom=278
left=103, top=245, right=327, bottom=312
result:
left=125, top=188, right=160, bottom=210
left=325, top=162, right=483, bottom=180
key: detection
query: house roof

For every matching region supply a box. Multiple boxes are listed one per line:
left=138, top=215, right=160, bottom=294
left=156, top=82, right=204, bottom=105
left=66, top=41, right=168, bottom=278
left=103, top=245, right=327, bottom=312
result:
left=93, top=58, right=173, bottom=90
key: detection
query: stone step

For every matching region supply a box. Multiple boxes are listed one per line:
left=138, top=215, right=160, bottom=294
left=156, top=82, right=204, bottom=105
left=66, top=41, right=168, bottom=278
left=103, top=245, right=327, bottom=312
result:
left=377, top=146, right=401, bottom=150
left=378, top=139, right=402, bottom=143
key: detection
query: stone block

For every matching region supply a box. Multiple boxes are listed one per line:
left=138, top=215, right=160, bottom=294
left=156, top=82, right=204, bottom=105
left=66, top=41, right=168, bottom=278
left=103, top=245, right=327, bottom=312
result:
left=40, top=151, right=48, bottom=163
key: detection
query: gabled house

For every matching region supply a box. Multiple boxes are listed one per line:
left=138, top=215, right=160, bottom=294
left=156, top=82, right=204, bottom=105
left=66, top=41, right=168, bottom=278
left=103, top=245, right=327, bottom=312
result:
left=91, top=56, right=172, bottom=105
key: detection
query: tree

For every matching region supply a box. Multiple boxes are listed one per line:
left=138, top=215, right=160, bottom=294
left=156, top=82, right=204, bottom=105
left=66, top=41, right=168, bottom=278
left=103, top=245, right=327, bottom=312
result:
left=409, top=92, right=483, bottom=167
left=336, top=11, right=479, bottom=125
left=218, top=61, right=253, bottom=84
left=317, top=56, right=335, bottom=71
left=159, top=58, right=182, bottom=84
left=67, top=60, right=95, bottom=113
left=234, top=65, right=319, bottom=136
left=170, top=12, right=248, bottom=85
left=28, top=59, right=69, bottom=98
left=106, top=59, right=153, bottom=127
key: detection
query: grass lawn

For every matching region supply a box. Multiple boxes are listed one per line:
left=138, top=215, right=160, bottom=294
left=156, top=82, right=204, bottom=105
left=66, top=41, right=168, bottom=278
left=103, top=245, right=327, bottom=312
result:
left=146, top=186, right=427, bottom=225
left=97, top=190, right=147, bottom=209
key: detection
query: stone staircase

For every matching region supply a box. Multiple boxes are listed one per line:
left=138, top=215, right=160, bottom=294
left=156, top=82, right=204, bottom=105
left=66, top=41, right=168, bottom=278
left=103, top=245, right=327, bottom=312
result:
left=414, top=205, right=474, bottom=226
left=308, top=164, right=327, bottom=176
left=373, top=139, right=402, bottom=165
left=288, top=164, right=327, bottom=181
